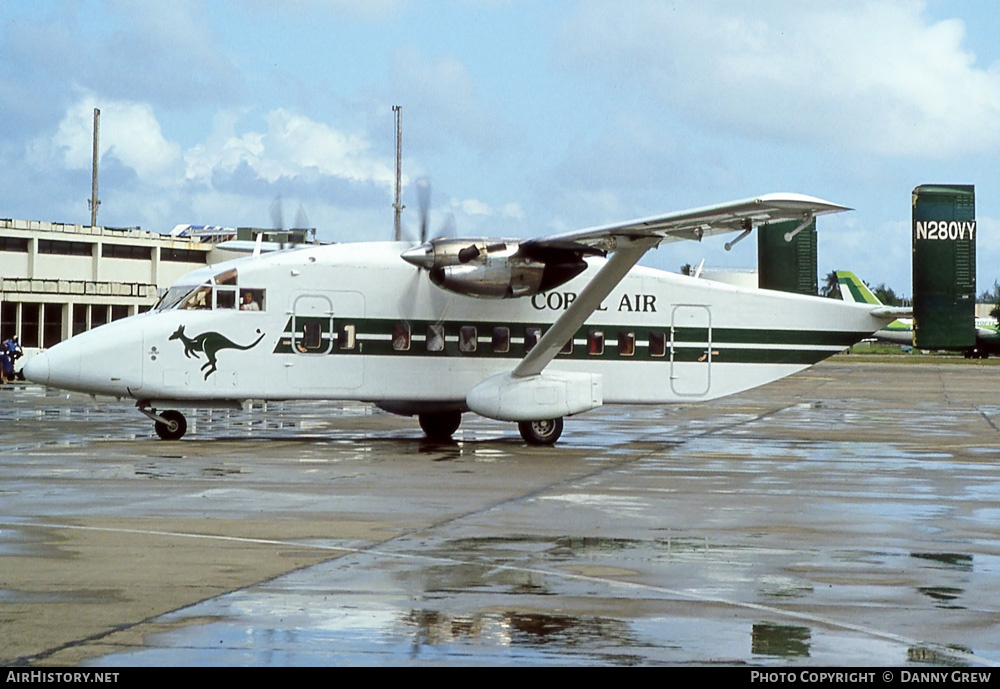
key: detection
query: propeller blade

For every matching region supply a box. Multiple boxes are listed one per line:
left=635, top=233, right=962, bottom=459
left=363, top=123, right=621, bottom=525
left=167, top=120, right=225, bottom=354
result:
left=416, top=178, right=431, bottom=243
left=439, top=212, right=457, bottom=240
left=270, top=196, right=284, bottom=232
left=294, top=205, right=310, bottom=232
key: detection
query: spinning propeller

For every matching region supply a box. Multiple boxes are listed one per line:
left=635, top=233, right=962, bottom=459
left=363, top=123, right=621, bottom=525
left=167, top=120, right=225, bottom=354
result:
left=269, top=196, right=313, bottom=249
left=397, top=179, right=456, bottom=325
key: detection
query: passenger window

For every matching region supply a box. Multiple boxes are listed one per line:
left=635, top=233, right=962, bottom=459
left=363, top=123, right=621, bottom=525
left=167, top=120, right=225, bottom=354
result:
left=588, top=330, right=605, bottom=355
left=492, top=327, right=510, bottom=353
left=524, top=327, right=541, bottom=352
left=392, top=323, right=410, bottom=351
left=427, top=325, right=445, bottom=352
left=560, top=338, right=573, bottom=355
left=459, top=326, right=477, bottom=353
left=338, top=324, right=356, bottom=350
left=302, top=322, right=323, bottom=351
left=649, top=331, right=666, bottom=357
left=240, top=289, right=264, bottom=311
left=618, top=331, right=635, bottom=356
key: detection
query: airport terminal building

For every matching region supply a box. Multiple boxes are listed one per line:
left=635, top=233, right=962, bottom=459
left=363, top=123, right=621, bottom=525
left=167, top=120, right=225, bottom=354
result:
left=0, top=219, right=232, bottom=359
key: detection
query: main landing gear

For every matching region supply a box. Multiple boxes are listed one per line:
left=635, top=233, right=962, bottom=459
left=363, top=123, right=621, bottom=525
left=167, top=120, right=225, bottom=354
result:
left=419, top=411, right=463, bottom=441
left=417, top=411, right=565, bottom=445
left=139, top=406, right=188, bottom=440
left=518, top=418, right=563, bottom=446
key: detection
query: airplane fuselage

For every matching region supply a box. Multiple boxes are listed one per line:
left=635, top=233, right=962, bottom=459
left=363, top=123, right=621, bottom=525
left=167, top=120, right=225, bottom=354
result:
left=27, top=241, right=890, bottom=416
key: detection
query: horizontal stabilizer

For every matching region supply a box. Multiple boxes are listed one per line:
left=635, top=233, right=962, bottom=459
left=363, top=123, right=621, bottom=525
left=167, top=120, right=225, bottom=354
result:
left=871, top=306, right=912, bottom=318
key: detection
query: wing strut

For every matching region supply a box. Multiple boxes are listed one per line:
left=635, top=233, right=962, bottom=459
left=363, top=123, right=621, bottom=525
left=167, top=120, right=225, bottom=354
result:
left=512, top=237, right=660, bottom=378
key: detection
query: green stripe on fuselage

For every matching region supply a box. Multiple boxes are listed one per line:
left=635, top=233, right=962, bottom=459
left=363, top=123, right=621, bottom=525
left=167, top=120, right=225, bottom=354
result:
left=272, top=316, right=863, bottom=366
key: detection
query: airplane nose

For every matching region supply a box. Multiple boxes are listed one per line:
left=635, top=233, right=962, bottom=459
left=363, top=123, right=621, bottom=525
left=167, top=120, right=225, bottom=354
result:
left=23, top=352, right=50, bottom=386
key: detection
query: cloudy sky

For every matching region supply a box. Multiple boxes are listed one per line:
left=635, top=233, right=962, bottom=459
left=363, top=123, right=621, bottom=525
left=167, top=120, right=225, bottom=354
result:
left=3, top=0, right=1000, bottom=296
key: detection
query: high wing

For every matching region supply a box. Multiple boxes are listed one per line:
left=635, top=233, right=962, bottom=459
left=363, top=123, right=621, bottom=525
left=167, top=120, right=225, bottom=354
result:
left=522, top=192, right=849, bottom=254
left=512, top=193, right=851, bottom=378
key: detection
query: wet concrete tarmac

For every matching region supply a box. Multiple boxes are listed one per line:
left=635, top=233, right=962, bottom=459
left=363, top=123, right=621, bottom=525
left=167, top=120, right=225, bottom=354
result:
left=2, top=358, right=1000, bottom=666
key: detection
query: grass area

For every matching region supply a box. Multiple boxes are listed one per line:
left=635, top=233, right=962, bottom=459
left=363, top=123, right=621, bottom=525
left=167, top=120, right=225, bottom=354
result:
left=834, top=341, right=1000, bottom=364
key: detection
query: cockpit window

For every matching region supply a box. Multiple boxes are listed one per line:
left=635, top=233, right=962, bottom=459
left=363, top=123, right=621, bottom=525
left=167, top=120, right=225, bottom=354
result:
left=179, top=284, right=212, bottom=310
left=154, top=285, right=197, bottom=311
left=240, top=289, right=264, bottom=311
left=216, top=288, right=237, bottom=309
left=154, top=268, right=265, bottom=312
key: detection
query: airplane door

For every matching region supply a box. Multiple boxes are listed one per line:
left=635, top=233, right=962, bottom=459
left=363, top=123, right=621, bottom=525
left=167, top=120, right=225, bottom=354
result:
left=670, top=305, right=712, bottom=397
left=286, top=292, right=364, bottom=390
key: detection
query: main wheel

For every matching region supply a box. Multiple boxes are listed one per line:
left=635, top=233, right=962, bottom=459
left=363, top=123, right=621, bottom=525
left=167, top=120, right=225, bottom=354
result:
left=518, top=417, right=563, bottom=446
left=419, top=411, right=462, bottom=441
left=154, top=410, right=187, bottom=440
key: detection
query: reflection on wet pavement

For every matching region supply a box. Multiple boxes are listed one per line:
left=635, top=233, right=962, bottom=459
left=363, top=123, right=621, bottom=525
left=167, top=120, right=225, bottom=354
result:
left=752, top=622, right=811, bottom=658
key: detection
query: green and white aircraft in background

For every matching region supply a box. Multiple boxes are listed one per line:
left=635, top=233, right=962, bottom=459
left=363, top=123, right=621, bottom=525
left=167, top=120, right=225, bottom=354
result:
left=835, top=270, right=1000, bottom=358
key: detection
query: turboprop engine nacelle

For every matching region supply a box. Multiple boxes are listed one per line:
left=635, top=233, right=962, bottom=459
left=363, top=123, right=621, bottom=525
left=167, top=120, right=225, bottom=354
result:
left=401, top=238, right=597, bottom=299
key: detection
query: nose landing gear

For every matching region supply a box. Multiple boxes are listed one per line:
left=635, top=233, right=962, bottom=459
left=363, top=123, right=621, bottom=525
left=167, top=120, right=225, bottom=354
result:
left=138, top=404, right=188, bottom=440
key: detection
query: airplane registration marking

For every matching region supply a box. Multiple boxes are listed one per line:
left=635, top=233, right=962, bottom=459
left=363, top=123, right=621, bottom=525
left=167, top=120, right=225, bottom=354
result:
left=913, top=221, right=976, bottom=241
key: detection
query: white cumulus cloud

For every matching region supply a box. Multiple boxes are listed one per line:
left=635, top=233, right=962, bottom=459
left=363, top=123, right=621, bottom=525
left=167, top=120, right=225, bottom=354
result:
left=560, top=0, right=1000, bottom=157
left=185, top=108, right=396, bottom=189
left=29, top=95, right=183, bottom=181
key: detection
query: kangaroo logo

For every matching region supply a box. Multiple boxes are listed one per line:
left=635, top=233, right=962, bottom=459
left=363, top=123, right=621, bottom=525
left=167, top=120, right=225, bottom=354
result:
left=169, top=325, right=266, bottom=380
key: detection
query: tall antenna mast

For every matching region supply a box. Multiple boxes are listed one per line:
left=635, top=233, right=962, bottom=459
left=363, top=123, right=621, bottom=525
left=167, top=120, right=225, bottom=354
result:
left=392, top=105, right=403, bottom=241
left=89, top=108, right=101, bottom=227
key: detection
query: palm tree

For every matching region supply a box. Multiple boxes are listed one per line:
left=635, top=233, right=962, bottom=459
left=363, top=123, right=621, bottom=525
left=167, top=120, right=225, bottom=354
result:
left=820, top=270, right=840, bottom=299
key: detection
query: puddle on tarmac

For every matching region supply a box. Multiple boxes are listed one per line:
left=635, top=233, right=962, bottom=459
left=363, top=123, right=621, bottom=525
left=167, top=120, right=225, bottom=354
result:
left=82, top=590, right=933, bottom=666
left=77, top=533, right=991, bottom=666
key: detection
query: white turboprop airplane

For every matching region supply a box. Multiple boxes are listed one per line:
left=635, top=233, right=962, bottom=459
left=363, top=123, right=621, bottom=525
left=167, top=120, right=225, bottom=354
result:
left=24, top=193, right=898, bottom=445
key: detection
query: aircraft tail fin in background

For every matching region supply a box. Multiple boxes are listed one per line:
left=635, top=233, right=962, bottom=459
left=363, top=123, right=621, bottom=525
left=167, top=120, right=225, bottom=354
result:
left=836, top=270, right=882, bottom=305
left=836, top=270, right=912, bottom=319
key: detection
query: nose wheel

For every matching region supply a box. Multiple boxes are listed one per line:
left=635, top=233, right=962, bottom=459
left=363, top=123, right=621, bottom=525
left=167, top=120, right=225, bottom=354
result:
left=518, top=417, right=563, bottom=445
left=154, top=410, right=188, bottom=440
left=139, top=405, right=188, bottom=440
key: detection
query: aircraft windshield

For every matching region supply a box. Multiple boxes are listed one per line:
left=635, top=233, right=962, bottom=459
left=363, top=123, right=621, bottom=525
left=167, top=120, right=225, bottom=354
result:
left=154, top=285, right=199, bottom=311
left=178, top=284, right=212, bottom=310
left=153, top=268, right=265, bottom=312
